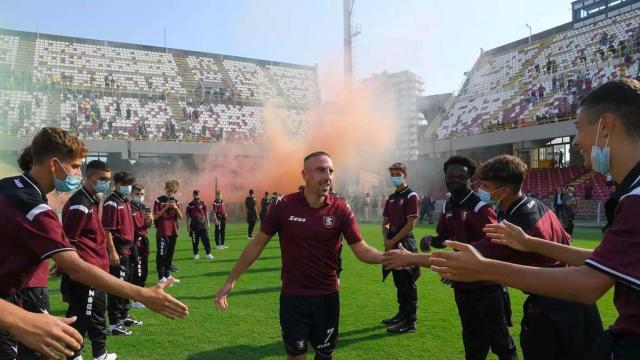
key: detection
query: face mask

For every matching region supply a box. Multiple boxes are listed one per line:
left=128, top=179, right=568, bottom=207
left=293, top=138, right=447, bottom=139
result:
left=446, top=181, right=468, bottom=199
left=390, top=176, right=404, bottom=187
left=590, top=119, right=611, bottom=175
left=131, top=196, right=144, bottom=204
left=95, top=180, right=110, bottom=194
left=119, top=185, right=132, bottom=196
left=53, top=159, right=82, bottom=193
left=478, top=187, right=506, bottom=207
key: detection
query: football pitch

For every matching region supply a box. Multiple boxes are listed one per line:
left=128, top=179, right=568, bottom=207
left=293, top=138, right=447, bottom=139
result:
left=48, top=222, right=615, bottom=359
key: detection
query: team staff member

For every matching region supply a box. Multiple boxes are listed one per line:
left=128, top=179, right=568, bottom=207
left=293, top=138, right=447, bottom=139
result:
left=130, top=184, right=153, bottom=307
left=186, top=190, right=213, bottom=260
left=425, top=79, right=640, bottom=359
left=61, top=160, right=116, bottom=360
left=215, top=151, right=383, bottom=360
left=386, top=155, right=603, bottom=359
left=212, top=191, right=227, bottom=249
left=245, top=189, right=258, bottom=239
left=259, top=191, right=270, bottom=223
left=153, top=180, right=183, bottom=282
left=103, top=172, right=143, bottom=335
left=0, top=127, right=187, bottom=357
left=423, top=155, right=517, bottom=360
left=381, top=162, right=420, bottom=334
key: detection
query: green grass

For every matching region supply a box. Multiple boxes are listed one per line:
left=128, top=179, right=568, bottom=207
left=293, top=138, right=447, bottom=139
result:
left=47, top=223, right=616, bottom=359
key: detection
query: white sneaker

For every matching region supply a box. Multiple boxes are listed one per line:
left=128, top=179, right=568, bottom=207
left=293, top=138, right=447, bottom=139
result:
left=247, top=236, right=252, bottom=240
left=72, top=356, right=84, bottom=360
left=223, top=245, right=229, bottom=249
left=94, top=353, right=117, bottom=360
left=157, top=277, right=167, bottom=284
left=130, top=301, right=146, bottom=309
left=206, top=254, right=214, bottom=259
left=216, top=245, right=223, bottom=250
left=167, top=276, right=181, bottom=284
left=194, top=254, right=200, bottom=260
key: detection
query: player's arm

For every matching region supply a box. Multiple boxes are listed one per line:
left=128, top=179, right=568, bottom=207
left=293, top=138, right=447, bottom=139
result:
left=153, top=200, right=169, bottom=220
left=215, top=231, right=273, bottom=310
left=0, top=299, right=83, bottom=358
left=484, top=221, right=592, bottom=266
left=382, top=218, right=390, bottom=240
left=430, top=241, right=614, bottom=304
left=349, top=241, right=382, bottom=264
left=185, top=206, right=191, bottom=232
left=52, top=250, right=188, bottom=318
left=174, top=202, right=183, bottom=220
left=382, top=246, right=432, bottom=269
left=102, top=202, right=120, bottom=267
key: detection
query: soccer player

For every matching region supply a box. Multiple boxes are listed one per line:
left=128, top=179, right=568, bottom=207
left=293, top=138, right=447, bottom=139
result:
left=259, top=191, right=270, bottom=223
left=421, top=155, right=517, bottom=360
left=103, top=171, right=144, bottom=335
left=153, top=180, right=183, bottom=282
left=423, top=79, right=640, bottom=359
left=245, top=189, right=258, bottom=239
left=381, top=162, right=420, bottom=334
left=215, top=151, right=383, bottom=360
left=0, top=146, right=57, bottom=360
left=0, top=127, right=187, bottom=358
left=384, top=154, right=604, bottom=359
left=186, top=190, right=213, bottom=260
left=130, top=184, right=153, bottom=308
left=212, top=191, right=227, bottom=250
left=61, top=159, right=116, bottom=359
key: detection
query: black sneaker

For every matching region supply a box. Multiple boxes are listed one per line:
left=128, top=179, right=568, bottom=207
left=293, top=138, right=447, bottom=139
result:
left=387, top=322, right=416, bottom=334
left=108, top=325, right=132, bottom=336
left=382, top=314, right=402, bottom=326
left=119, top=317, right=143, bottom=327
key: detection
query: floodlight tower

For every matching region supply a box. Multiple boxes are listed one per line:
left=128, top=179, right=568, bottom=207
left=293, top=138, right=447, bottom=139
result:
left=343, top=0, right=361, bottom=81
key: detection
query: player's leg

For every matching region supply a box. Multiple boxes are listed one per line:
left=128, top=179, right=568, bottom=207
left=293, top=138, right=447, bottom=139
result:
left=200, top=229, right=212, bottom=257
left=16, top=287, right=50, bottom=359
left=454, top=288, right=492, bottom=360
left=220, top=221, right=227, bottom=247
left=191, top=230, right=199, bottom=257
left=280, top=293, right=313, bottom=360
left=86, top=289, right=109, bottom=359
left=61, top=276, right=90, bottom=359
left=477, top=286, right=517, bottom=360
left=520, top=296, right=562, bottom=360
left=388, top=269, right=417, bottom=332
left=309, top=293, right=339, bottom=360
left=156, top=235, right=168, bottom=280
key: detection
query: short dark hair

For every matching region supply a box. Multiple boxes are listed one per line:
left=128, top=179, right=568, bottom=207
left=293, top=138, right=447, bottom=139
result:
left=304, top=151, right=331, bottom=166
left=580, top=78, right=640, bottom=138
left=17, top=146, right=33, bottom=172
left=443, top=155, right=477, bottom=178
left=249, top=189, right=254, bottom=195
left=86, top=160, right=110, bottom=177
left=388, top=162, right=407, bottom=175
left=30, top=127, right=88, bottom=164
left=132, top=184, right=144, bottom=192
left=478, top=155, right=527, bottom=191
left=113, top=171, right=135, bottom=185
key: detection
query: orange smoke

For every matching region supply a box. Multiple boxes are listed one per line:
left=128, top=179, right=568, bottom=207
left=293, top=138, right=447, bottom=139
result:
left=194, top=79, right=397, bottom=203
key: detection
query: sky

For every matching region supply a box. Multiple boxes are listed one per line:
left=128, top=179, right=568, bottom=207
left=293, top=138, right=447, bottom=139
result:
left=0, top=0, right=572, bottom=96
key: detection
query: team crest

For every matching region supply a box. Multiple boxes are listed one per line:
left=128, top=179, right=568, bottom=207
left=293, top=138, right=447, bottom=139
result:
left=461, top=210, right=468, bottom=222
left=399, top=199, right=404, bottom=206
left=323, top=216, right=336, bottom=229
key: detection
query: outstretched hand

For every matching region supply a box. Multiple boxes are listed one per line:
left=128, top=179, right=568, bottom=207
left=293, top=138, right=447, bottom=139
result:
left=484, top=221, right=531, bottom=252
left=140, top=279, right=189, bottom=319
left=429, top=241, right=490, bottom=282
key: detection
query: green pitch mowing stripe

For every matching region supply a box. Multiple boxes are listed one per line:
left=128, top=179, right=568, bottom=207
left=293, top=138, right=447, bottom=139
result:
left=47, top=223, right=616, bottom=359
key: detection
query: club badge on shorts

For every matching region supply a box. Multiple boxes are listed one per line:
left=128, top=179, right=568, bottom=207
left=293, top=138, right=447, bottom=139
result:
left=323, top=216, right=336, bottom=229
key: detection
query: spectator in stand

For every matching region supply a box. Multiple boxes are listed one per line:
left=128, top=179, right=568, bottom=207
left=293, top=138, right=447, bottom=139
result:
left=553, top=186, right=565, bottom=215
left=126, top=107, right=131, bottom=121
left=584, top=182, right=593, bottom=200
left=363, top=193, right=372, bottom=222
left=537, top=84, right=545, bottom=100
left=558, top=150, right=564, bottom=168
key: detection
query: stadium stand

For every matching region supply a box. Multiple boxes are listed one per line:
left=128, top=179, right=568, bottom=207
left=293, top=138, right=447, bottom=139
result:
left=435, top=8, right=640, bottom=139
left=0, top=89, right=48, bottom=135
left=0, top=35, right=19, bottom=69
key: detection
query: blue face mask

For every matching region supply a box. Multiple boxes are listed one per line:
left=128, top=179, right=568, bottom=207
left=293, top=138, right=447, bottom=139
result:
left=390, top=176, right=405, bottom=187
left=95, top=180, right=110, bottom=194
left=478, top=187, right=505, bottom=207
left=119, top=185, right=132, bottom=196
left=590, top=119, right=611, bottom=175
left=53, top=159, right=82, bottom=193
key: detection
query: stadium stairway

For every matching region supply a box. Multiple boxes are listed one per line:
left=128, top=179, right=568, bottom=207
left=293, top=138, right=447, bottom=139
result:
left=262, top=67, right=291, bottom=104
left=166, top=97, right=182, bottom=124
left=174, top=55, right=198, bottom=92
left=421, top=94, right=454, bottom=139
left=46, top=87, right=61, bottom=127
left=13, top=38, right=35, bottom=73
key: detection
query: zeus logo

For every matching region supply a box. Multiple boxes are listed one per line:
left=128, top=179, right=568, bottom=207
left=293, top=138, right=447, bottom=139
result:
left=288, top=216, right=306, bottom=222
